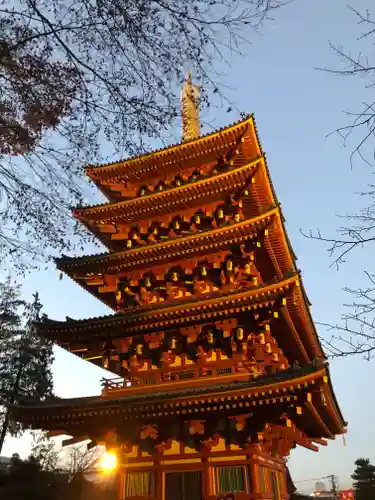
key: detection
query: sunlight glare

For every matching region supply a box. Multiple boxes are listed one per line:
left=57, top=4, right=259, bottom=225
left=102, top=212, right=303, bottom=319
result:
left=99, top=450, right=117, bottom=472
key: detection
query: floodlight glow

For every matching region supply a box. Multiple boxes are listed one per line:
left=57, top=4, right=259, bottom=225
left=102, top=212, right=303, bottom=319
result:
left=99, top=450, right=117, bottom=472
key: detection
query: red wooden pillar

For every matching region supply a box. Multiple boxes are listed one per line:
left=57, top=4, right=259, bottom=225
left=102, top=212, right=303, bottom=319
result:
left=202, top=450, right=210, bottom=500
left=116, top=468, right=124, bottom=500
left=155, top=453, right=163, bottom=500
left=249, top=460, right=258, bottom=499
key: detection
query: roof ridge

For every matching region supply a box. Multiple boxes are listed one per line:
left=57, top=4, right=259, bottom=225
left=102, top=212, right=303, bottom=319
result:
left=86, top=114, right=253, bottom=176
left=56, top=206, right=278, bottom=267
left=39, top=273, right=298, bottom=329
left=10, top=362, right=326, bottom=410
left=74, top=154, right=263, bottom=214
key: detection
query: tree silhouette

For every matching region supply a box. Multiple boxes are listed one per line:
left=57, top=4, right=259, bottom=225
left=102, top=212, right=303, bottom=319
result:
left=352, top=458, right=375, bottom=500
left=303, top=6, right=375, bottom=358
left=0, top=447, right=115, bottom=500
left=0, top=280, right=53, bottom=453
left=0, top=0, right=284, bottom=271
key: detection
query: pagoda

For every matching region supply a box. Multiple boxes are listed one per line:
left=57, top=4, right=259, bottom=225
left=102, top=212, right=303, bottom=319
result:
left=10, top=76, right=346, bottom=500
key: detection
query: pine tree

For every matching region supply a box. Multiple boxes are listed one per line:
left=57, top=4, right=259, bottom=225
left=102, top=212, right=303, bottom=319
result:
left=0, top=278, right=23, bottom=327
left=0, top=278, right=23, bottom=447
left=16, top=292, right=54, bottom=402
left=0, top=281, right=53, bottom=453
left=352, top=458, right=375, bottom=500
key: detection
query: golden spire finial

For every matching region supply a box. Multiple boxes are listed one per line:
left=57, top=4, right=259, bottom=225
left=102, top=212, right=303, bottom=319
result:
left=181, top=73, right=200, bottom=142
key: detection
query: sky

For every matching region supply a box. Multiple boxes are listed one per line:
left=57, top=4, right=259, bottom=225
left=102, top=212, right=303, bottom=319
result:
left=3, top=0, right=375, bottom=493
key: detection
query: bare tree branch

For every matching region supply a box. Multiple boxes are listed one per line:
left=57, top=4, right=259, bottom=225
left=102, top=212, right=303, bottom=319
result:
left=317, top=272, right=375, bottom=359
left=317, top=6, right=375, bottom=168
left=0, top=0, right=286, bottom=272
left=302, top=7, right=375, bottom=357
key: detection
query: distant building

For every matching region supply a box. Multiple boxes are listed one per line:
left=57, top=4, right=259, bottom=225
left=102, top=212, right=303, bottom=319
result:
left=0, top=456, right=11, bottom=470
left=308, top=490, right=354, bottom=499
left=339, top=490, right=354, bottom=500
left=309, top=492, right=335, bottom=498
left=315, top=481, right=327, bottom=492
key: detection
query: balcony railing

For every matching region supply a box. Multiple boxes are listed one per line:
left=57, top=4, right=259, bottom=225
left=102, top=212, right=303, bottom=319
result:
left=100, top=365, right=238, bottom=395
left=101, top=376, right=130, bottom=391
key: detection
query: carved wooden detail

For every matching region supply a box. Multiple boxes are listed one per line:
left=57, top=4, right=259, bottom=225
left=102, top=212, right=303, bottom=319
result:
left=118, top=413, right=307, bottom=456
left=101, top=195, right=247, bottom=247
left=106, top=139, right=245, bottom=199
left=100, top=315, right=289, bottom=384
left=106, top=244, right=261, bottom=309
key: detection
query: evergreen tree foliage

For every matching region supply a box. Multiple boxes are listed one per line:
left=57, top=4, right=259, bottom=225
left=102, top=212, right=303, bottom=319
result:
left=352, top=458, right=375, bottom=500
left=0, top=279, right=53, bottom=452
left=0, top=453, right=67, bottom=500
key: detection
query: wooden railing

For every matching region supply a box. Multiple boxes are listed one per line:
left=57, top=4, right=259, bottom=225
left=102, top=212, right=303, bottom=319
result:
left=101, top=376, right=130, bottom=391
left=100, top=366, right=238, bottom=395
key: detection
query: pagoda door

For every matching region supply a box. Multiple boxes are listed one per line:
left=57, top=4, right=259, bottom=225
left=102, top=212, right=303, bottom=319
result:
left=165, top=470, right=202, bottom=500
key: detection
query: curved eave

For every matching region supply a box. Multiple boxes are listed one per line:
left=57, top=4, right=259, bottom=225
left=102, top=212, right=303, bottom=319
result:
left=86, top=115, right=258, bottom=187
left=75, top=156, right=262, bottom=225
left=57, top=208, right=296, bottom=311
left=40, top=275, right=326, bottom=373
left=322, top=364, right=347, bottom=432
left=57, top=208, right=278, bottom=276
left=288, top=365, right=346, bottom=438
left=301, top=281, right=327, bottom=359
left=9, top=365, right=325, bottom=419
left=262, top=211, right=295, bottom=280
left=39, top=275, right=298, bottom=343
left=250, top=114, right=298, bottom=264
left=301, top=384, right=346, bottom=438
left=287, top=276, right=325, bottom=360
left=77, top=154, right=276, bottom=253
left=9, top=365, right=345, bottom=443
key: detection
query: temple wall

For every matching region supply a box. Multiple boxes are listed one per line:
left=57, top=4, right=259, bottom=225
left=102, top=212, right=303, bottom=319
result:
left=117, top=441, right=288, bottom=500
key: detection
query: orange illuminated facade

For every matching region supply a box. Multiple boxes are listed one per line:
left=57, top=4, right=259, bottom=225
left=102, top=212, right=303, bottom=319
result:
left=11, top=107, right=346, bottom=500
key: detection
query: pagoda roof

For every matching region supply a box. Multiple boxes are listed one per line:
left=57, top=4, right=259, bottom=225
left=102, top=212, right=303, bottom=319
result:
left=39, top=274, right=324, bottom=364
left=12, top=364, right=323, bottom=410
left=86, top=115, right=259, bottom=199
left=40, top=275, right=297, bottom=339
left=56, top=206, right=297, bottom=312
left=57, top=207, right=283, bottom=274
left=74, top=157, right=266, bottom=249
left=9, top=363, right=346, bottom=440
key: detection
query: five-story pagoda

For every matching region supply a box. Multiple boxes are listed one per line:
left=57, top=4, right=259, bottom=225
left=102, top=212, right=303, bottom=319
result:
left=10, top=76, right=346, bottom=500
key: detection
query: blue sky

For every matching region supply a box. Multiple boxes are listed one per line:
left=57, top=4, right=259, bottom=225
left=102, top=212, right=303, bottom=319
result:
left=3, top=0, right=375, bottom=493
